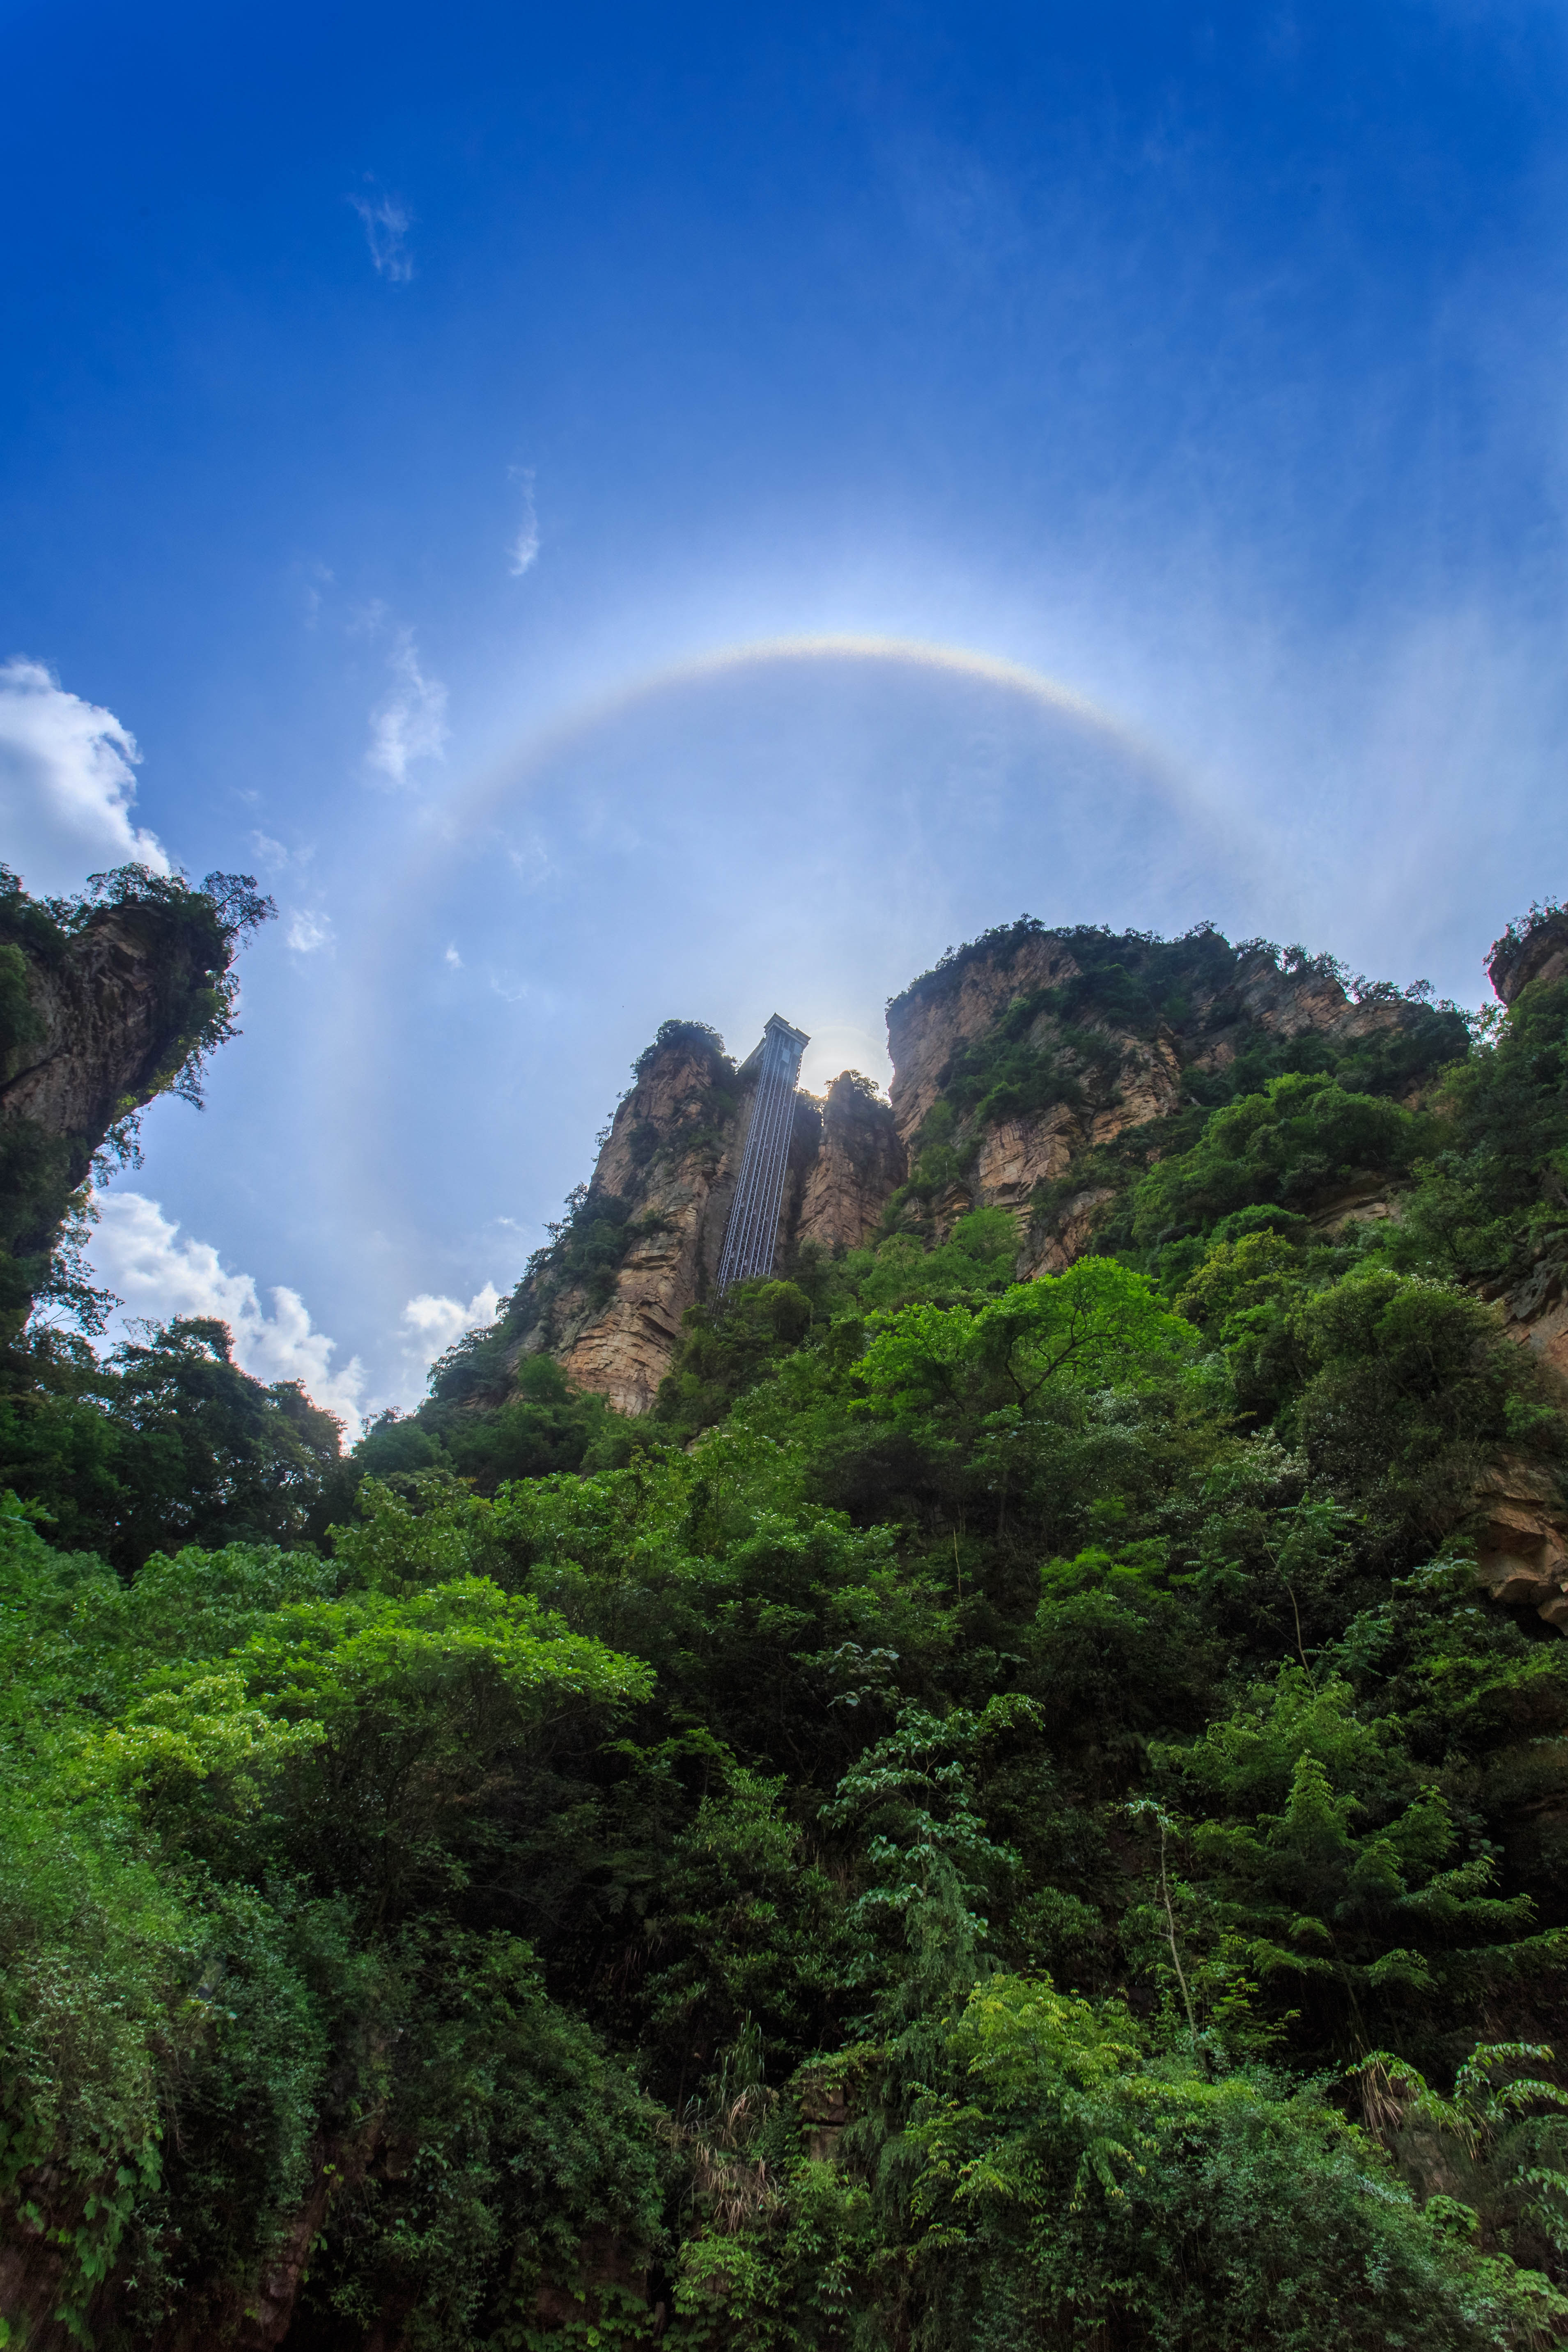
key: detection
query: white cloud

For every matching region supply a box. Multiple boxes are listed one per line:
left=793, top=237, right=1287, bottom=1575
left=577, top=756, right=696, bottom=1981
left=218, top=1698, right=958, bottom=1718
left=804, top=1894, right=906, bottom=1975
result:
left=286, top=908, right=334, bottom=953
left=401, top=1283, right=501, bottom=1366
left=0, top=658, right=172, bottom=895
left=444, top=943, right=462, bottom=967
left=367, top=631, right=448, bottom=785
left=90, top=1191, right=368, bottom=1434
left=348, top=187, right=413, bottom=281
left=507, top=466, right=540, bottom=577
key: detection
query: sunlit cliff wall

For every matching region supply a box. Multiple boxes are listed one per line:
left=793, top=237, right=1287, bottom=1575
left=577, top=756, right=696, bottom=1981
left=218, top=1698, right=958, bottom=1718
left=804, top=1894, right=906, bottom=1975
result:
left=510, top=923, right=1449, bottom=1415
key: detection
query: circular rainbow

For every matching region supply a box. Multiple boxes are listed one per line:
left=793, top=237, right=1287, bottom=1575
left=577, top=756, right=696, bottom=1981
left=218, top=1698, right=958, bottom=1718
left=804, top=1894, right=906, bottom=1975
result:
left=410, top=630, right=1191, bottom=850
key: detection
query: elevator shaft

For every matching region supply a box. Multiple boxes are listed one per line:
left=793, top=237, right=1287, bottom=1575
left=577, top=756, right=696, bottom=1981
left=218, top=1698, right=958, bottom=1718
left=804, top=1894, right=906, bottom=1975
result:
left=715, top=1014, right=810, bottom=1292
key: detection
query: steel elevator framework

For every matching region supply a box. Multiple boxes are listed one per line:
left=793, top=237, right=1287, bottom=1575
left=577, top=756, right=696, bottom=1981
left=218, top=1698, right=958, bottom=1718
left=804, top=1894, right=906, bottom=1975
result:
left=715, top=1014, right=810, bottom=1293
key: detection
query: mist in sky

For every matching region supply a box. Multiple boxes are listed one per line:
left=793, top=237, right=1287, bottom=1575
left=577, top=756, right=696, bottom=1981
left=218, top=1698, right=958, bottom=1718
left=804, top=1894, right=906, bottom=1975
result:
left=4, top=0, right=1568, bottom=1422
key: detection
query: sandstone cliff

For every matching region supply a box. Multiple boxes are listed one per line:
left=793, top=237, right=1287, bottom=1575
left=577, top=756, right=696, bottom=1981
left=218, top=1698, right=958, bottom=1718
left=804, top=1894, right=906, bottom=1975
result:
left=884, top=920, right=1451, bottom=1276
left=515, top=1026, right=756, bottom=1417
left=798, top=1070, right=908, bottom=1252
left=505, top=1029, right=905, bottom=1416
left=505, top=920, right=1459, bottom=1416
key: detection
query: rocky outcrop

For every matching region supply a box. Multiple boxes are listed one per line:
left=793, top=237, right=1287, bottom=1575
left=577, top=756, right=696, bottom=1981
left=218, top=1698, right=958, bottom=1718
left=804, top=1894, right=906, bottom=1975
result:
left=1021, top=1186, right=1119, bottom=1278
left=1310, top=1186, right=1401, bottom=1238
left=798, top=2074, right=851, bottom=2164
left=972, top=1102, right=1079, bottom=1210
left=1471, top=1456, right=1568, bottom=1629
left=887, top=932, right=1084, bottom=1136
left=883, top=925, right=1442, bottom=1266
left=1490, top=1249, right=1568, bottom=1391
left=796, top=1073, right=905, bottom=1252
left=1488, top=905, right=1568, bottom=1007
left=1474, top=895, right=1568, bottom=1381
left=0, top=870, right=269, bottom=1336
left=517, top=925, right=1459, bottom=1415
left=510, top=1033, right=843, bottom=1416
left=514, top=1033, right=747, bottom=1416
left=3, top=909, right=215, bottom=1172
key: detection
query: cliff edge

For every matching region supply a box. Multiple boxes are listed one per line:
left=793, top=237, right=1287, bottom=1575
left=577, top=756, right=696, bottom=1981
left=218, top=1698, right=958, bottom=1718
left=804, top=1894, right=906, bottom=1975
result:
left=484, top=918, right=1464, bottom=1417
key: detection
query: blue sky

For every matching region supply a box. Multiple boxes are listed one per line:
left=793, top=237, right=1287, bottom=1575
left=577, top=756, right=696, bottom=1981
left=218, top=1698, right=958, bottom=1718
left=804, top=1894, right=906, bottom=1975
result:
left=5, top=0, right=1568, bottom=1423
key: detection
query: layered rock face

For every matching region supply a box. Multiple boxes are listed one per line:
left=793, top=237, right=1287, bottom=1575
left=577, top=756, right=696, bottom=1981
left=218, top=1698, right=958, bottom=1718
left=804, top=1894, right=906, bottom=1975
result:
left=516, top=924, right=1443, bottom=1415
left=1480, top=906, right=1568, bottom=1391
left=886, top=931, right=1084, bottom=1136
left=884, top=926, right=1432, bottom=1272
left=514, top=1033, right=746, bottom=1417
left=512, top=1041, right=897, bottom=1415
left=798, top=1073, right=908, bottom=1252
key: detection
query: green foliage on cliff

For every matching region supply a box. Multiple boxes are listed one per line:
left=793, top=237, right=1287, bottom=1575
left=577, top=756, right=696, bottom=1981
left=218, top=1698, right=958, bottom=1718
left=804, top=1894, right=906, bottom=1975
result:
left=1130, top=1071, right=1432, bottom=1241
left=0, top=864, right=273, bottom=1343
left=8, top=907, right=1568, bottom=2346
left=879, top=924, right=1469, bottom=1245
left=632, top=1018, right=733, bottom=1078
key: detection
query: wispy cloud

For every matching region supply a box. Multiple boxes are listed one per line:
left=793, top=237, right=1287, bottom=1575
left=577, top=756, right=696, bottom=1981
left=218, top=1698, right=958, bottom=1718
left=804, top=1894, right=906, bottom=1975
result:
left=286, top=908, right=334, bottom=953
left=90, top=1191, right=367, bottom=1434
left=348, top=184, right=413, bottom=281
left=0, top=658, right=171, bottom=895
left=367, top=629, right=449, bottom=786
left=507, top=466, right=540, bottom=577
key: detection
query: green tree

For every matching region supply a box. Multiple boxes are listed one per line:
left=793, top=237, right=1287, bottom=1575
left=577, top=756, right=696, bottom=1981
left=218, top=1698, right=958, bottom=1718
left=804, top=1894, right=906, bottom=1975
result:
left=907, top=1975, right=1568, bottom=2350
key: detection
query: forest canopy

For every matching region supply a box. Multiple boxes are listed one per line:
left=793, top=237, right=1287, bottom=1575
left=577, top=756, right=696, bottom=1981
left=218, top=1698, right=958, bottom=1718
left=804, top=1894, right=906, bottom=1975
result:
left=6, top=895, right=1568, bottom=2350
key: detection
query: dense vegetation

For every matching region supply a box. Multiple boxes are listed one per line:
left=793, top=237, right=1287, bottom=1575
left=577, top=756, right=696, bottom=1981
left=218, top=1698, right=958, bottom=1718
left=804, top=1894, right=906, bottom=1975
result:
left=7, top=895, right=1568, bottom=2349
